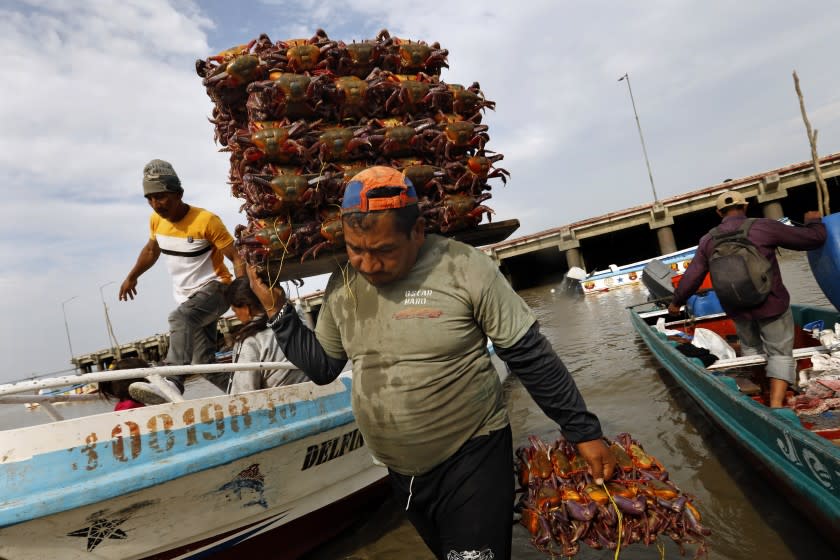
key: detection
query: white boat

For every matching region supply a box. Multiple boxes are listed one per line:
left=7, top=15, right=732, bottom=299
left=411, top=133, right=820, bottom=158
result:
left=0, top=342, right=509, bottom=559
left=579, top=246, right=698, bottom=295
left=0, top=365, right=390, bottom=559
left=20, top=381, right=99, bottom=411
left=578, top=217, right=793, bottom=296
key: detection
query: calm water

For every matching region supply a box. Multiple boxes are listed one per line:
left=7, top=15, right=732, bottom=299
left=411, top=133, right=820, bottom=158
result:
left=2, top=252, right=834, bottom=559
left=303, top=251, right=835, bottom=560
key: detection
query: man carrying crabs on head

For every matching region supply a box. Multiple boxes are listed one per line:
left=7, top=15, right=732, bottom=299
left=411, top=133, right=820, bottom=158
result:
left=247, top=165, right=615, bottom=560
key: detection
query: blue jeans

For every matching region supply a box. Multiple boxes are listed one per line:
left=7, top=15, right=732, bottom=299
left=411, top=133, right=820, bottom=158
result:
left=165, top=281, right=230, bottom=390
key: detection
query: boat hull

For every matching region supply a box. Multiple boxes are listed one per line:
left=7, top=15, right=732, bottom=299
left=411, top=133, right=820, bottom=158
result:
left=581, top=247, right=697, bottom=295
left=629, top=306, right=840, bottom=550
left=0, top=377, right=389, bottom=559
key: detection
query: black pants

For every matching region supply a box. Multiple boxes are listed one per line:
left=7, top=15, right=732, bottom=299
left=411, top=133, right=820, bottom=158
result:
left=387, top=425, right=514, bottom=560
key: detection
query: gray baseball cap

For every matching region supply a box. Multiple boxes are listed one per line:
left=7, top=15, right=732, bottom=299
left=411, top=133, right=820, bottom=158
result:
left=142, top=159, right=183, bottom=196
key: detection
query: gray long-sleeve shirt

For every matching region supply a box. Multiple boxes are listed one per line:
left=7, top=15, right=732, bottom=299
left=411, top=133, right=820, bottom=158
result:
left=230, top=327, right=309, bottom=393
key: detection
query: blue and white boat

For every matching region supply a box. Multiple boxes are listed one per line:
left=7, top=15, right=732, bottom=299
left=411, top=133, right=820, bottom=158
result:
left=580, top=246, right=698, bottom=295
left=0, top=338, right=510, bottom=559
left=0, top=365, right=390, bottom=560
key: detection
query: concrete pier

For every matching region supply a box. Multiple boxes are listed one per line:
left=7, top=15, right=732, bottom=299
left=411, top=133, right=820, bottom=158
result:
left=564, top=246, right=584, bottom=270
left=483, top=153, right=840, bottom=289
left=655, top=226, right=677, bottom=255
left=762, top=201, right=785, bottom=220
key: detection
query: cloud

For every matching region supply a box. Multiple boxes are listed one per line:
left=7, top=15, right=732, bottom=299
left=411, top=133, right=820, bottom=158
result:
left=0, top=0, right=222, bottom=382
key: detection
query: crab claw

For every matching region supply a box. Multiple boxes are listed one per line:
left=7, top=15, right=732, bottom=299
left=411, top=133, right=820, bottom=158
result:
left=612, top=494, right=646, bottom=516
left=564, top=499, right=597, bottom=521
left=244, top=174, right=270, bottom=188
left=203, top=71, right=230, bottom=86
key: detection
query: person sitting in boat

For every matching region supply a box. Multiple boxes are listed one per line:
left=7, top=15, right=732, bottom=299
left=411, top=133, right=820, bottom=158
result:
left=668, top=191, right=826, bottom=408
left=224, top=277, right=308, bottom=394
left=245, top=166, right=615, bottom=560
left=99, top=357, right=149, bottom=411
left=118, top=159, right=245, bottom=404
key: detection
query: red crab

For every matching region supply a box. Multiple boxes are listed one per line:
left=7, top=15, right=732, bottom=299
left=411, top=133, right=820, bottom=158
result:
left=280, top=29, right=337, bottom=73
left=196, top=40, right=257, bottom=80
left=327, top=75, right=372, bottom=121
left=337, top=40, right=383, bottom=77
left=243, top=171, right=317, bottom=211
left=367, top=72, right=437, bottom=116
left=310, top=125, right=373, bottom=163
left=369, top=117, right=436, bottom=158
left=394, top=40, right=449, bottom=74
left=400, top=162, right=445, bottom=198
left=424, top=192, right=494, bottom=233
left=283, top=44, right=323, bottom=73
left=246, top=73, right=320, bottom=121
left=232, top=123, right=309, bottom=165
left=426, top=118, right=490, bottom=160
left=299, top=207, right=345, bottom=262
left=424, top=82, right=495, bottom=120
left=445, top=152, right=510, bottom=194
left=202, top=54, right=265, bottom=90
left=236, top=216, right=301, bottom=265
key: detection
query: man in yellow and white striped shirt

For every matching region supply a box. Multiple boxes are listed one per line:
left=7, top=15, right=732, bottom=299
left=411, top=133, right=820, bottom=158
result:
left=119, top=159, right=244, bottom=403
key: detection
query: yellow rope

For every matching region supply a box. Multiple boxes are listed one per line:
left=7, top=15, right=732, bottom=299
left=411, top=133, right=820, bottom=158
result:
left=338, top=259, right=357, bottom=311
left=657, top=541, right=666, bottom=559
left=601, top=482, right=624, bottom=560
left=322, top=201, right=356, bottom=311
left=262, top=215, right=291, bottom=310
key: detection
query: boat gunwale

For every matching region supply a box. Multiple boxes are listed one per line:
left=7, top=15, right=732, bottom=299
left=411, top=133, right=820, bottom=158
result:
left=585, top=247, right=698, bottom=280
left=628, top=306, right=840, bottom=546
left=0, top=377, right=358, bottom=528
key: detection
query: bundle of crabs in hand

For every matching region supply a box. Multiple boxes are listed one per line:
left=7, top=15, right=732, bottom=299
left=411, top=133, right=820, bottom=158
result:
left=515, top=432, right=711, bottom=558
left=195, top=28, right=510, bottom=279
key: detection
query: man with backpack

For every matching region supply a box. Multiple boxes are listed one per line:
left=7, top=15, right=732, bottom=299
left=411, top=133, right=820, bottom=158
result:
left=668, top=190, right=826, bottom=408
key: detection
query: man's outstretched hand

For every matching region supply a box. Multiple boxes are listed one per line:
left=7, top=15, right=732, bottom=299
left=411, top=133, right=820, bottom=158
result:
left=119, top=278, right=138, bottom=301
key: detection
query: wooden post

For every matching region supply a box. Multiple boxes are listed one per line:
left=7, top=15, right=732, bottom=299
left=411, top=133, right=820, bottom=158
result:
left=793, top=71, right=831, bottom=215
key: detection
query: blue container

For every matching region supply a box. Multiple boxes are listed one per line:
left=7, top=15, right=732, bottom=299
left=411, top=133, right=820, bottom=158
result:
left=808, top=212, right=840, bottom=313
left=687, top=290, right=725, bottom=316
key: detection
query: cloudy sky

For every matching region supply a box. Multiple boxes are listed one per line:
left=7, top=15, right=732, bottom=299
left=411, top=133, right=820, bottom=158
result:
left=2, top=0, right=839, bottom=384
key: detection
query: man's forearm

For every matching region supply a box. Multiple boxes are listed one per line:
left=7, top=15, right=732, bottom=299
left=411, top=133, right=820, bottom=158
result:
left=671, top=262, right=708, bottom=307
left=127, top=246, right=159, bottom=280
left=494, top=322, right=603, bottom=443
left=268, top=304, right=346, bottom=384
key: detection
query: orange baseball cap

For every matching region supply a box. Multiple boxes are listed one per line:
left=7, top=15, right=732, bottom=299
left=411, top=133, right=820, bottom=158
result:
left=341, top=166, right=418, bottom=214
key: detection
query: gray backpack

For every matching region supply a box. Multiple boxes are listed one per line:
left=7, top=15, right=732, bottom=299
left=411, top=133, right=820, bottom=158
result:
left=708, top=218, right=774, bottom=308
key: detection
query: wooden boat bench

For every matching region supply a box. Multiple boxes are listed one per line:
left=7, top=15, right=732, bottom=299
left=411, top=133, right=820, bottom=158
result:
left=707, top=345, right=828, bottom=370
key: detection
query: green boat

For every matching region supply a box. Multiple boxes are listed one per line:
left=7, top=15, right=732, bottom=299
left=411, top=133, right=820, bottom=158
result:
left=628, top=302, right=840, bottom=550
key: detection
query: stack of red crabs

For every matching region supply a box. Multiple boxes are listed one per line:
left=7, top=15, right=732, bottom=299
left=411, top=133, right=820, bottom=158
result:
left=515, top=433, right=711, bottom=558
left=196, top=29, right=508, bottom=278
